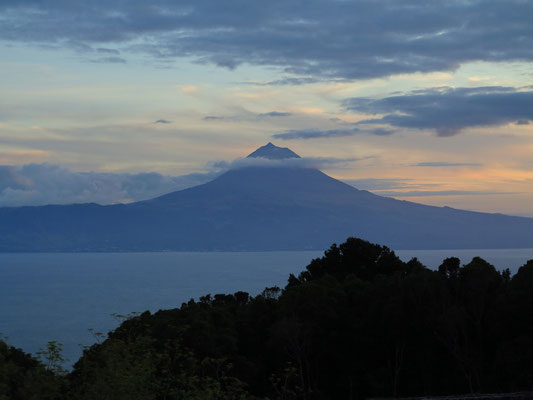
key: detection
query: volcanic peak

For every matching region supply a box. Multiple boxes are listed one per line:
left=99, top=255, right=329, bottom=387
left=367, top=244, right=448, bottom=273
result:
left=246, top=142, right=300, bottom=160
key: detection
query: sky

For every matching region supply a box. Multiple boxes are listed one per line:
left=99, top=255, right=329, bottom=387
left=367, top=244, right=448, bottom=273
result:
left=1, top=0, right=533, bottom=216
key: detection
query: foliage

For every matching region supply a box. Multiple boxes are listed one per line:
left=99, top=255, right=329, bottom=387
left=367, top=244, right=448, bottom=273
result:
left=0, top=340, right=65, bottom=399
left=37, top=341, right=68, bottom=376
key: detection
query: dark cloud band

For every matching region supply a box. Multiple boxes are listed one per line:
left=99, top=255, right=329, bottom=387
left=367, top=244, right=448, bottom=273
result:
left=1, top=1, right=532, bottom=80
left=345, top=86, right=533, bottom=136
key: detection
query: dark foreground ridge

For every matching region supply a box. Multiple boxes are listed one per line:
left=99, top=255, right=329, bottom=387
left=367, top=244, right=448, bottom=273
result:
left=2, top=237, right=533, bottom=399
left=1, top=143, right=533, bottom=251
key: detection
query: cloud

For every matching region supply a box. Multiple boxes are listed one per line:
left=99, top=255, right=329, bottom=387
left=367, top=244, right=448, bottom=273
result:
left=343, top=179, right=448, bottom=193
left=213, top=156, right=359, bottom=171
left=256, top=77, right=323, bottom=86
left=340, top=180, right=515, bottom=200
left=0, top=164, right=219, bottom=207
left=1, top=1, right=532, bottom=80
left=272, top=127, right=393, bottom=140
left=180, top=85, right=198, bottom=94
left=203, top=111, right=291, bottom=122
left=273, top=128, right=361, bottom=140
left=207, top=160, right=232, bottom=170
left=90, top=56, right=126, bottom=64
left=379, top=190, right=518, bottom=197
left=368, top=128, right=394, bottom=136
left=97, top=47, right=120, bottom=55
left=414, top=162, right=482, bottom=167
left=155, top=119, right=172, bottom=124
left=343, top=178, right=419, bottom=191
left=345, top=86, right=533, bottom=136
left=258, top=111, right=292, bottom=117
left=203, top=115, right=225, bottom=121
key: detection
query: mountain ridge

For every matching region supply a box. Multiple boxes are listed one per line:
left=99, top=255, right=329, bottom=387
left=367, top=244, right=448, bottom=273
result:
left=1, top=143, right=532, bottom=251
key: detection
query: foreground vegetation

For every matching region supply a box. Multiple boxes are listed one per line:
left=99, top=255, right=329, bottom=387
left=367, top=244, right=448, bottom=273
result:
left=2, top=237, right=533, bottom=399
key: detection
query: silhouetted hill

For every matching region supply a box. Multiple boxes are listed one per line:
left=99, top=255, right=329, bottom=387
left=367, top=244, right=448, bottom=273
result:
left=1, top=143, right=532, bottom=251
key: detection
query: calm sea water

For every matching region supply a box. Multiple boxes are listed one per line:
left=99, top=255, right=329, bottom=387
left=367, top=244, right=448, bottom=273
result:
left=1, top=249, right=532, bottom=367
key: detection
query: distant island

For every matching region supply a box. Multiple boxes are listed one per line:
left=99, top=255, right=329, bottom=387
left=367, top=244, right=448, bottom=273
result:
left=1, top=143, right=533, bottom=251
left=2, top=237, right=533, bottom=399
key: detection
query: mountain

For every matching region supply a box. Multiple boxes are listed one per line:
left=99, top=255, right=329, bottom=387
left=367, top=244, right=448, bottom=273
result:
left=1, top=143, right=533, bottom=251
left=246, top=142, right=300, bottom=159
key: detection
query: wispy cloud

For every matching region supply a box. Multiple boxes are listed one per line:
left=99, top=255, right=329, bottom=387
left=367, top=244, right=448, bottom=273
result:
left=340, top=179, right=517, bottom=198
left=257, top=77, right=323, bottom=86
left=96, top=47, right=120, bottom=55
left=414, top=162, right=483, bottom=167
left=345, top=86, right=533, bottom=136
left=155, top=119, right=172, bottom=124
left=343, top=178, right=429, bottom=191
left=90, top=56, right=126, bottom=64
left=180, top=85, right=198, bottom=94
left=203, top=111, right=291, bottom=122
left=272, top=127, right=393, bottom=140
left=258, top=111, right=292, bottom=117
left=380, top=190, right=519, bottom=197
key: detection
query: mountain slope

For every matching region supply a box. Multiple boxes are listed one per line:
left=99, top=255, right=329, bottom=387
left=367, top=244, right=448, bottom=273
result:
left=1, top=144, right=532, bottom=251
